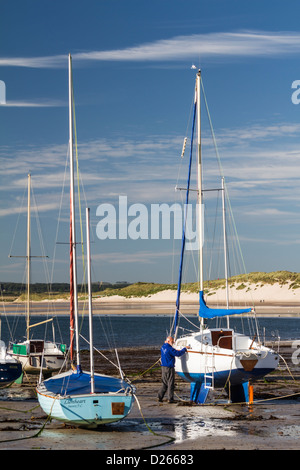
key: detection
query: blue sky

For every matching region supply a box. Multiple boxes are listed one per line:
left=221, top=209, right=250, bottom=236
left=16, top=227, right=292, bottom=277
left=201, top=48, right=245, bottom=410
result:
left=1, top=0, right=300, bottom=285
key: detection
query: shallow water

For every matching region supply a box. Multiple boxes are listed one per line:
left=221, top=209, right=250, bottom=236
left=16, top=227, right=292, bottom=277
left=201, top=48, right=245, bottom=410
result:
left=0, top=314, right=299, bottom=351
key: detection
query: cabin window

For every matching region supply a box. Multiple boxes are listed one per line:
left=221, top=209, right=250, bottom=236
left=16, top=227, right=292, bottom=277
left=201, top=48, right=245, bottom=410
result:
left=211, top=330, right=232, bottom=350
left=29, top=340, right=44, bottom=353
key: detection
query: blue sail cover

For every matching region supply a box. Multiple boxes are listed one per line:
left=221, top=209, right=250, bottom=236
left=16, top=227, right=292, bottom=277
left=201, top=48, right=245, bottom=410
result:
left=199, top=290, right=252, bottom=319
left=43, top=371, right=130, bottom=396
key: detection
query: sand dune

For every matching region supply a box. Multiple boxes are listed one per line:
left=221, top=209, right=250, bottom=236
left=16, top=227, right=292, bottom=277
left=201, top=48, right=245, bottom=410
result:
left=96, top=281, right=300, bottom=305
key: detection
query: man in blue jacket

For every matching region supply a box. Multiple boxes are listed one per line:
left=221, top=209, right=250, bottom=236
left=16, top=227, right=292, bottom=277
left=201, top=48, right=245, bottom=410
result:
left=157, top=336, right=189, bottom=403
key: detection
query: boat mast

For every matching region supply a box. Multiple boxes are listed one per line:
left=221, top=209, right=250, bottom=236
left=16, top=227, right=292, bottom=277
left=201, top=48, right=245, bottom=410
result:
left=68, top=53, right=80, bottom=369
left=86, top=207, right=95, bottom=393
left=26, top=173, right=31, bottom=340
left=221, top=177, right=230, bottom=328
left=196, top=71, right=204, bottom=327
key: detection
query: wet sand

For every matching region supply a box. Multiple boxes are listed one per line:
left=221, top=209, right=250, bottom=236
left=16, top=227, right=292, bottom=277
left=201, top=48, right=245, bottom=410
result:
left=0, top=343, right=299, bottom=451
left=1, top=300, right=300, bottom=317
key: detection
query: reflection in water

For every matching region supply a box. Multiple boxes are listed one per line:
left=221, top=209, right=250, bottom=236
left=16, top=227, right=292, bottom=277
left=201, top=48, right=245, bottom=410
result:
left=38, top=416, right=240, bottom=448
left=135, top=417, right=239, bottom=443
left=0, top=387, right=34, bottom=401
left=172, top=418, right=238, bottom=443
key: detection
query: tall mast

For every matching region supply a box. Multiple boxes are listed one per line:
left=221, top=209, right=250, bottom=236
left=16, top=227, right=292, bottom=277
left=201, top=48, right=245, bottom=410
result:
left=68, top=53, right=80, bottom=369
left=196, top=71, right=204, bottom=326
left=26, top=173, right=31, bottom=340
left=221, top=177, right=230, bottom=328
left=86, top=208, right=95, bottom=393
left=69, top=53, right=75, bottom=362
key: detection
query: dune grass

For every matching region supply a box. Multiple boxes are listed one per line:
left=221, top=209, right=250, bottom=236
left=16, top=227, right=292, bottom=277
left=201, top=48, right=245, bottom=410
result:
left=96, top=270, right=300, bottom=298
left=3, top=270, right=299, bottom=301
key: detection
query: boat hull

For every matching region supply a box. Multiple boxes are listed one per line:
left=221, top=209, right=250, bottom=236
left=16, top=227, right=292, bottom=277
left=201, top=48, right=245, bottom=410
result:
left=176, top=350, right=279, bottom=387
left=176, top=365, right=277, bottom=387
left=37, top=390, right=134, bottom=427
left=36, top=369, right=135, bottom=427
left=11, top=353, right=65, bottom=375
left=175, top=329, right=279, bottom=388
left=0, top=361, right=23, bottom=388
left=9, top=339, right=66, bottom=375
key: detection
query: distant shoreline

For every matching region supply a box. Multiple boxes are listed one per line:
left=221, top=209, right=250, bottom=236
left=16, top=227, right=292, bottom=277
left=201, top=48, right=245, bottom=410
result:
left=2, top=273, right=300, bottom=308
left=1, top=298, right=299, bottom=319
left=1, top=281, right=299, bottom=317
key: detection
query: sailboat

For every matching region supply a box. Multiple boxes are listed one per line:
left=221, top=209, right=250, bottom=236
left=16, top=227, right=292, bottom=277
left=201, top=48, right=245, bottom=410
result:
left=172, top=70, right=279, bottom=404
left=36, top=54, right=135, bottom=427
left=8, top=174, right=66, bottom=377
left=0, top=340, right=22, bottom=387
left=0, top=319, right=22, bottom=386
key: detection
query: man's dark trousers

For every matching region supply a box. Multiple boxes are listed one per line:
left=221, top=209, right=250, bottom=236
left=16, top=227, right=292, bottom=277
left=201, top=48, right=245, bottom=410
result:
left=158, top=366, right=175, bottom=401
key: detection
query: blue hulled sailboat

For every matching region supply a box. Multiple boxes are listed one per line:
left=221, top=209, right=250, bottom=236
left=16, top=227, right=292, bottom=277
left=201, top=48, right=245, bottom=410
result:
left=36, top=55, right=135, bottom=427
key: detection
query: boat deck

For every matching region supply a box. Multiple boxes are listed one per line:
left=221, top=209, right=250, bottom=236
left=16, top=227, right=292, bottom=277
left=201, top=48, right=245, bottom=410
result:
left=38, top=370, right=133, bottom=396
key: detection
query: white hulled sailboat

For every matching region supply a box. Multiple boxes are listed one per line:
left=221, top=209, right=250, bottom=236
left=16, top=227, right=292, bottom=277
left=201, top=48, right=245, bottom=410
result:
left=172, top=70, right=279, bottom=404
left=8, top=174, right=66, bottom=377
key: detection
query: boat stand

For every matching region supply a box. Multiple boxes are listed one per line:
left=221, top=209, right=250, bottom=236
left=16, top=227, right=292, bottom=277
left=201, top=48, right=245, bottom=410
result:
left=190, top=379, right=212, bottom=404
left=190, top=380, right=253, bottom=405
left=226, top=381, right=253, bottom=404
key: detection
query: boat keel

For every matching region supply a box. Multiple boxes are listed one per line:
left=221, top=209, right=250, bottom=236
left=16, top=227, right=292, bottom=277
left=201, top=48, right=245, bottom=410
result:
left=190, top=379, right=212, bottom=404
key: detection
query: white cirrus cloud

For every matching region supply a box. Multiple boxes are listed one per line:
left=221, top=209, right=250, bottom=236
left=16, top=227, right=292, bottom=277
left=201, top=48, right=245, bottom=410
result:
left=1, top=100, right=65, bottom=107
left=2, top=30, right=300, bottom=68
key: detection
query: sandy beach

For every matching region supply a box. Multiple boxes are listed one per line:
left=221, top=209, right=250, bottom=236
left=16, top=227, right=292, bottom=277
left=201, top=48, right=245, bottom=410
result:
left=94, top=282, right=300, bottom=316
left=95, top=281, right=300, bottom=306
left=2, top=282, right=300, bottom=317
